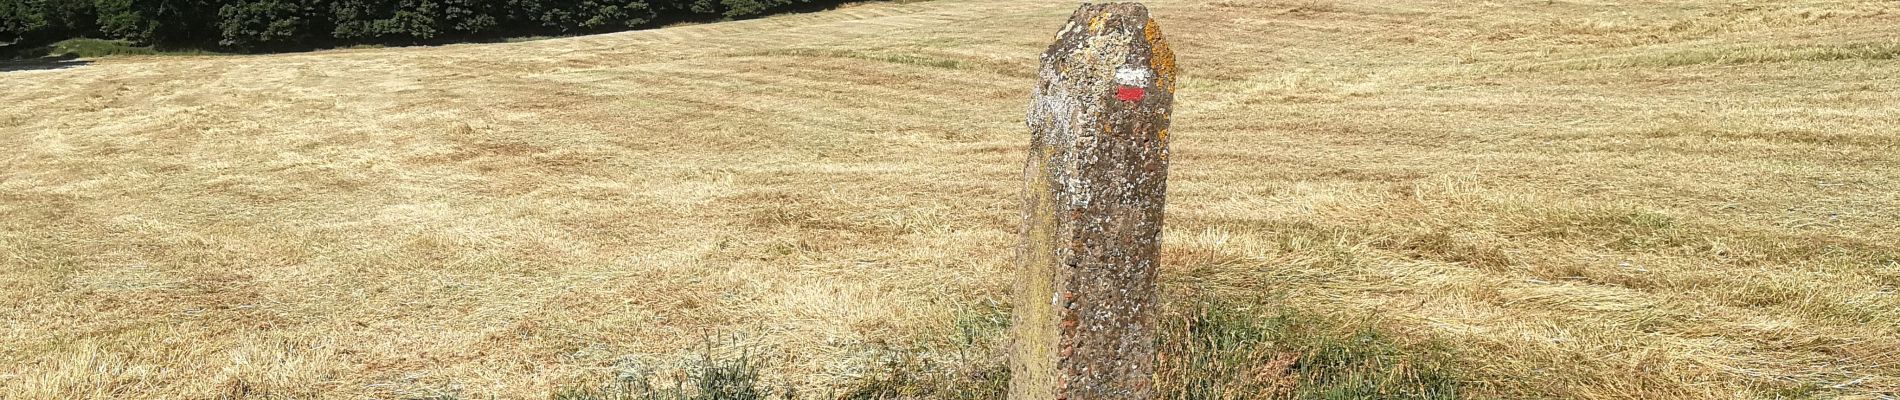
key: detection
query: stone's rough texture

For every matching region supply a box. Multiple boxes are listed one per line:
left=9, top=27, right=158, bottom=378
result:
left=1011, top=3, right=1175, bottom=400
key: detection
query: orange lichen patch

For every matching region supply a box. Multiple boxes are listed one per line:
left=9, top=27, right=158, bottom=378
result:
left=1144, top=19, right=1177, bottom=92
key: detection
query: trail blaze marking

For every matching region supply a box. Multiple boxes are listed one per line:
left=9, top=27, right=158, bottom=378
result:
left=1012, top=3, right=1175, bottom=400
left=1116, top=86, right=1147, bottom=101
left=1115, top=66, right=1154, bottom=101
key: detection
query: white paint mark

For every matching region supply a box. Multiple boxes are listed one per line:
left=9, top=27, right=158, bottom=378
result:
left=1114, top=66, right=1153, bottom=87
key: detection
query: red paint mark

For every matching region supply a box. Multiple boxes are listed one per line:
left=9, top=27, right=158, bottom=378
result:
left=1116, top=86, right=1146, bottom=101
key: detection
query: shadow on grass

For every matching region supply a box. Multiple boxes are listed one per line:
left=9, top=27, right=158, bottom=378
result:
left=0, top=54, right=91, bottom=72
left=1, top=38, right=224, bottom=69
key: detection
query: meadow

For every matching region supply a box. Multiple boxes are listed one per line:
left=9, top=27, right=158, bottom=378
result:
left=2, top=0, right=1896, bottom=398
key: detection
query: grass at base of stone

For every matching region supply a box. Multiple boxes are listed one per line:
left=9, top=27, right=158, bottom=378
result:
left=554, top=298, right=1466, bottom=399
left=840, top=297, right=1464, bottom=399
left=1156, top=298, right=1461, bottom=400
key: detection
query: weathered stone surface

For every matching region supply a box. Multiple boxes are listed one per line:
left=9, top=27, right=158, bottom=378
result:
left=1010, top=3, right=1175, bottom=400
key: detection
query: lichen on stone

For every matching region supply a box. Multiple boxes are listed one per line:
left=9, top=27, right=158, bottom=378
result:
left=1011, top=3, right=1177, bottom=400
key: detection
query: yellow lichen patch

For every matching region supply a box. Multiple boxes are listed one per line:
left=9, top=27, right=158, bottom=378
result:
left=1158, top=128, right=1169, bottom=141
left=1144, top=19, right=1177, bottom=92
left=1089, top=13, right=1109, bottom=33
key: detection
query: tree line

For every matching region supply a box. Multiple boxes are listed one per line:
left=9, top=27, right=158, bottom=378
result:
left=1, top=0, right=851, bottom=50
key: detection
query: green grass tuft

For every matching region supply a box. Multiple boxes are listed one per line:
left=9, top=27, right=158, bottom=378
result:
left=554, top=337, right=795, bottom=400
left=836, top=303, right=1011, bottom=400
left=44, top=39, right=158, bottom=58
left=1157, top=299, right=1462, bottom=400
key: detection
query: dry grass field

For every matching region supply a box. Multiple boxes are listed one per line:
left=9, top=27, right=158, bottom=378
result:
left=4, top=0, right=1899, bottom=398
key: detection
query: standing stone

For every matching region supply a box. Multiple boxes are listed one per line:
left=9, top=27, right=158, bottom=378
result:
left=1010, top=3, right=1175, bottom=400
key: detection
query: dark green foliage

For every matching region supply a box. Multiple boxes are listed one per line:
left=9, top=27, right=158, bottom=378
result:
left=509, top=0, right=653, bottom=32
left=327, top=0, right=432, bottom=41
left=677, top=0, right=821, bottom=19
left=0, top=0, right=95, bottom=43
left=93, top=0, right=215, bottom=44
left=90, top=0, right=155, bottom=41
left=329, top=0, right=501, bottom=42
left=0, top=0, right=862, bottom=52
left=714, top=0, right=774, bottom=19
left=217, top=0, right=325, bottom=47
left=654, top=0, right=718, bottom=16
